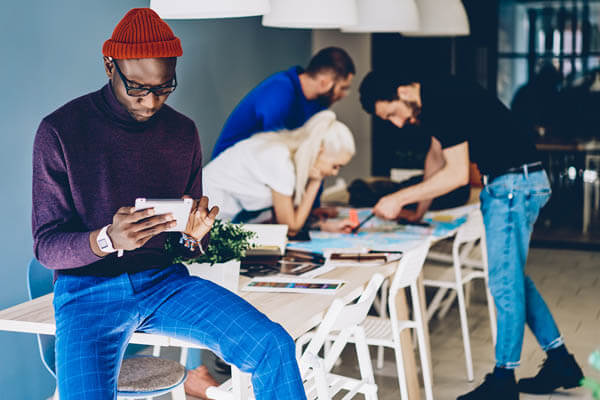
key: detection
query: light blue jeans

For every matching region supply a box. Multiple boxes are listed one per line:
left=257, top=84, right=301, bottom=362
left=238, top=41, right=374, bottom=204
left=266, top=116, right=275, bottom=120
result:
left=480, top=170, right=563, bottom=368
left=53, top=264, right=306, bottom=399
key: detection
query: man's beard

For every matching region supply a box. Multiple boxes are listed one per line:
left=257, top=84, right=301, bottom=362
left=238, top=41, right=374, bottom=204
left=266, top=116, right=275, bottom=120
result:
left=404, top=100, right=422, bottom=125
left=316, top=86, right=335, bottom=107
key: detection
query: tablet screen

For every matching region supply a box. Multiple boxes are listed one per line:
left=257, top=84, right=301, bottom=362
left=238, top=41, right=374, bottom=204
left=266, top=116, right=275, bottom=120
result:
left=135, top=198, right=193, bottom=232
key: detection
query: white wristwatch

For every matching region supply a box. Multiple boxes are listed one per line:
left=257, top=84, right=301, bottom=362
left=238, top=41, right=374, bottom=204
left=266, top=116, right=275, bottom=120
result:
left=97, top=225, right=123, bottom=257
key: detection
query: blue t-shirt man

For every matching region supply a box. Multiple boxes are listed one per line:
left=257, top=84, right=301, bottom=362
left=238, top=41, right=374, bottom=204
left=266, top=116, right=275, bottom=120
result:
left=212, top=66, right=325, bottom=159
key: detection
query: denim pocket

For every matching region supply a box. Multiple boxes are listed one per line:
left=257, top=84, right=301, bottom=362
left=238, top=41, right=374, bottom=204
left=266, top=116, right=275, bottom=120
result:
left=485, top=180, right=513, bottom=199
left=523, top=175, right=552, bottom=228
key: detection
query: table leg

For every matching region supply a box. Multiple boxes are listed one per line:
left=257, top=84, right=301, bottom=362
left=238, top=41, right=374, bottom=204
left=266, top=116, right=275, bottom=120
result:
left=396, top=274, right=433, bottom=399
left=232, top=367, right=251, bottom=399
left=417, top=274, right=433, bottom=379
left=396, top=287, right=422, bottom=399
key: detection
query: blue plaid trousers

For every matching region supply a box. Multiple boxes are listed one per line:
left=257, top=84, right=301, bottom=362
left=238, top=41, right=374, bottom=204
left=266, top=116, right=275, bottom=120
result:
left=53, top=263, right=306, bottom=399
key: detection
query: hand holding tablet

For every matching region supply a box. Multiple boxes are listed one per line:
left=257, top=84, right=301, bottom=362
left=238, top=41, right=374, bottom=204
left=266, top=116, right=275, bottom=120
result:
left=135, top=198, right=194, bottom=232
left=101, top=197, right=218, bottom=257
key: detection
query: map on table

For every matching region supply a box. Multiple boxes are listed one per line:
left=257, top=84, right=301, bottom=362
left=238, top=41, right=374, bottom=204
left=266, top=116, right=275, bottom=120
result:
left=287, top=206, right=475, bottom=255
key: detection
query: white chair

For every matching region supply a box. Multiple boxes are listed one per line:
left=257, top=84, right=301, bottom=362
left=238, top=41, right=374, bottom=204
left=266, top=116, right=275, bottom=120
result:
left=206, top=273, right=385, bottom=400
left=314, top=242, right=434, bottom=400
left=423, top=209, right=497, bottom=382
left=298, top=273, right=384, bottom=400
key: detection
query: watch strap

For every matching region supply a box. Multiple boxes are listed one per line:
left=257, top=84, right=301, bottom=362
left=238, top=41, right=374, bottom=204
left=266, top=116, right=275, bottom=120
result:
left=97, top=225, right=117, bottom=254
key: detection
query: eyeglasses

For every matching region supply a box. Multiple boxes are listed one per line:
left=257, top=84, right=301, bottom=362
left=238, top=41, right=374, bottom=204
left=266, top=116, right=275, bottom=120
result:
left=112, top=59, right=177, bottom=97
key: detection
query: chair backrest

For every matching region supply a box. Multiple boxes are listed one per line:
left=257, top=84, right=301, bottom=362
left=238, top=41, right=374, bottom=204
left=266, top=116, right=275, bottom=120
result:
left=453, top=209, right=488, bottom=270
left=454, top=209, right=484, bottom=247
left=389, top=240, right=431, bottom=296
left=27, top=258, right=56, bottom=378
left=300, top=273, right=385, bottom=374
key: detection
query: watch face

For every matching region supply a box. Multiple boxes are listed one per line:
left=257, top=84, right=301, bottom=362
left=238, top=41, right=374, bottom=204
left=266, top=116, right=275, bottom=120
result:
left=99, top=238, right=108, bottom=249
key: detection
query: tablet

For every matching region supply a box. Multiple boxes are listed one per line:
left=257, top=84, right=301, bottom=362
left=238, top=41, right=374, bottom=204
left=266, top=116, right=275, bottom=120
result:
left=134, top=198, right=193, bottom=232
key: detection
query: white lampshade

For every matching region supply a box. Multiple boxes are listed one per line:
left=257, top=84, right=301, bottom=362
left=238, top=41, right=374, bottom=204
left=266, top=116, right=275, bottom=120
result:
left=262, top=0, right=358, bottom=29
left=404, top=0, right=470, bottom=37
left=342, top=0, right=420, bottom=33
left=150, top=0, right=270, bottom=19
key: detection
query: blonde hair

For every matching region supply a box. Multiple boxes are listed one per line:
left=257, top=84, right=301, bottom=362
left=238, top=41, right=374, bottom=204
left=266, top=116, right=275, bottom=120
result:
left=253, top=110, right=356, bottom=205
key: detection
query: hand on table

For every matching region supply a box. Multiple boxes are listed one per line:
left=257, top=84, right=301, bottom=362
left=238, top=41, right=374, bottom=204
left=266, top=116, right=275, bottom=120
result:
left=107, top=206, right=177, bottom=251
left=183, top=196, right=219, bottom=241
left=398, top=208, right=424, bottom=222
left=373, top=193, right=405, bottom=221
left=319, top=218, right=354, bottom=233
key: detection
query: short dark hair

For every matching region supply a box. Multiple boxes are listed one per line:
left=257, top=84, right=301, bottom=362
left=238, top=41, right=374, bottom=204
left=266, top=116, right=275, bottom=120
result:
left=359, top=70, right=421, bottom=114
left=306, top=47, right=355, bottom=79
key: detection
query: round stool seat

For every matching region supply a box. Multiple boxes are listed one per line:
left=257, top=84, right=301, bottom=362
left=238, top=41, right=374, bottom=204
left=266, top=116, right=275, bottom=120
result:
left=118, top=356, right=186, bottom=394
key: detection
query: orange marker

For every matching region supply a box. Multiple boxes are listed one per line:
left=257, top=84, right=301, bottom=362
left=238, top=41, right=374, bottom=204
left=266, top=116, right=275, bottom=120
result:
left=349, top=209, right=359, bottom=228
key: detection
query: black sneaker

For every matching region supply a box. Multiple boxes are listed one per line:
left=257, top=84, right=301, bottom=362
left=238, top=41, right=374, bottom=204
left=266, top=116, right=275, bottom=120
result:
left=457, top=374, right=519, bottom=400
left=517, top=354, right=584, bottom=394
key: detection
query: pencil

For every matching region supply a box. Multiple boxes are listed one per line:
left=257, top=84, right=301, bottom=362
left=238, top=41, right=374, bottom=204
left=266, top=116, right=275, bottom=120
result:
left=351, top=212, right=375, bottom=234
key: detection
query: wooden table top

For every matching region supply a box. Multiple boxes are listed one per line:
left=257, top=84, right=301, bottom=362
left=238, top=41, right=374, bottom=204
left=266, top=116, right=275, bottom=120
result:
left=0, top=263, right=397, bottom=348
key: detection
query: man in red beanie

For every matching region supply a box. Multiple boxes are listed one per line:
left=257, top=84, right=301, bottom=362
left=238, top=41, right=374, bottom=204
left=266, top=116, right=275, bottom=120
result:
left=32, top=8, right=307, bottom=400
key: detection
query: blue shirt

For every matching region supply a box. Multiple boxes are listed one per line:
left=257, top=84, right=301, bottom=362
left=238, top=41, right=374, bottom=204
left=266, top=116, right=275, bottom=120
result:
left=212, top=66, right=326, bottom=159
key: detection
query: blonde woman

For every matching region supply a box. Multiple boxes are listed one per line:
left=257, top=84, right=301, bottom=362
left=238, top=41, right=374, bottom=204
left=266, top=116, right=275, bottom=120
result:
left=203, top=110, right=355, bottom=235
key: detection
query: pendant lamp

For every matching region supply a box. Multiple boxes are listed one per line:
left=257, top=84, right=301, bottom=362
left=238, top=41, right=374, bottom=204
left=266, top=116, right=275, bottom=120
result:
left=342, top=0, right=420, bottom=33
left=262, top=0, right=358, bottom=29
left=150, top=0, right=270, bottom=19
left=404, top=0, right=470, bottom=36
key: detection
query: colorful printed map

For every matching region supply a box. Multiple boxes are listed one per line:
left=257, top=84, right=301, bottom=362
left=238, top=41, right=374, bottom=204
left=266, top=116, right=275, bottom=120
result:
left=287, top=205, right=477, bottom=254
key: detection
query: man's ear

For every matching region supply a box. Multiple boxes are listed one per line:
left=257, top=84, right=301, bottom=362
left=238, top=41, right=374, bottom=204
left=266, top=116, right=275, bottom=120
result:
left=103, top=56, right=114, bottom=79
left=318, top=73, right=335, bottom=92
left=396, top=85, right=411, bottom=101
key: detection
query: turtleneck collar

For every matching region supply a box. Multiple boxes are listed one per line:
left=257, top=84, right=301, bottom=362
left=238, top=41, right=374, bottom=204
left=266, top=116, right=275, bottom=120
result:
left=97, top=81, right=159, bottom=131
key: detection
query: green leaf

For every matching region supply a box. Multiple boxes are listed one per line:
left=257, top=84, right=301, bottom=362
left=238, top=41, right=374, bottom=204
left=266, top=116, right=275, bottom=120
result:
left=164, top=220, right=256, bottom=265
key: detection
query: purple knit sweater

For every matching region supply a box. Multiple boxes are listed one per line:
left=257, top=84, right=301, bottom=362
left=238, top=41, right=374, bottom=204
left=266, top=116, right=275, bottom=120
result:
left=32, top=83, right=204, bottom=277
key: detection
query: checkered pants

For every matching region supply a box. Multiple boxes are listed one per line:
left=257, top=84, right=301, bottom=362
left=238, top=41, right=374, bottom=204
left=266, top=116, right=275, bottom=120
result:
left=53, top=263, right=306, bottom=399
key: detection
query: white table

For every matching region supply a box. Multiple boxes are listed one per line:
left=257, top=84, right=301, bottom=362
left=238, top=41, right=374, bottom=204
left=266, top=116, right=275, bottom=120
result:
left=1, top=201, right=481, bottom=399
left=1, top=263, right=423, bottom=398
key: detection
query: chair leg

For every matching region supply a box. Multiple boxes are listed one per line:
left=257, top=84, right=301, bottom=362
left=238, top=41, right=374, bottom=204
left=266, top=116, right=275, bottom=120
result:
left=303, top=352, right=330, bottom=400
left=179, top=347, right=188, bottom=366
left=456, top=283, right=474, bottom=381
left=464, top=280, right=473, bottom=308
left=353, top=327, right=375, bottom=385
left=411, top=284, right=434, bottom=400
left=437, top=288, right=457, bottom=319
left=231, top=367, right=251, bottom=400
left=139, top=346, right=164, bottom=400
left=377, top=279, right=389, bottom=369
left=313, top=356, right=331, bottom=400
left=426, top=287, right=449, bottom=322
left=170, top=383, right=187, bottom=400
left=324, top=340, right=343, bottom=367
left=392, top=339, right=409, bottom=400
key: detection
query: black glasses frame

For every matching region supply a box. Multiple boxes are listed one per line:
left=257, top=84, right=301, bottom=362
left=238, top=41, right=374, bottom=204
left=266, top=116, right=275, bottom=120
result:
left=112, top=59, right=177, bottom=97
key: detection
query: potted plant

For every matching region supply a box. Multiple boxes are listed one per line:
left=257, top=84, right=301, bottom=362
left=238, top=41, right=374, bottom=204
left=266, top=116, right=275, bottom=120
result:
left=165, top=220, right=255, bottom=293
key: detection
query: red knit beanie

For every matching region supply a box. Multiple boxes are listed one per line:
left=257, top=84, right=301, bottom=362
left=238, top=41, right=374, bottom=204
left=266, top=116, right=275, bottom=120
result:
left=103, top=8, right=182, bottom=59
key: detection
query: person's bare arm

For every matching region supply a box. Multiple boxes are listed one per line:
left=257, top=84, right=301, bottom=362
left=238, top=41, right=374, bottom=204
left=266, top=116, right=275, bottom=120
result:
left=404, top=137, right=446, bottom=221
left=374, top=141, right=470, bottom=220
left=272, top=179, right=322, bottom=235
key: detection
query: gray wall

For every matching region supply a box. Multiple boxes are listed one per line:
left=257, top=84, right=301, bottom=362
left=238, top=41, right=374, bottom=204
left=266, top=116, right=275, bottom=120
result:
left=312, top=30, right=372, bottom=186
left=0, top=1, right=311, bottom=398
